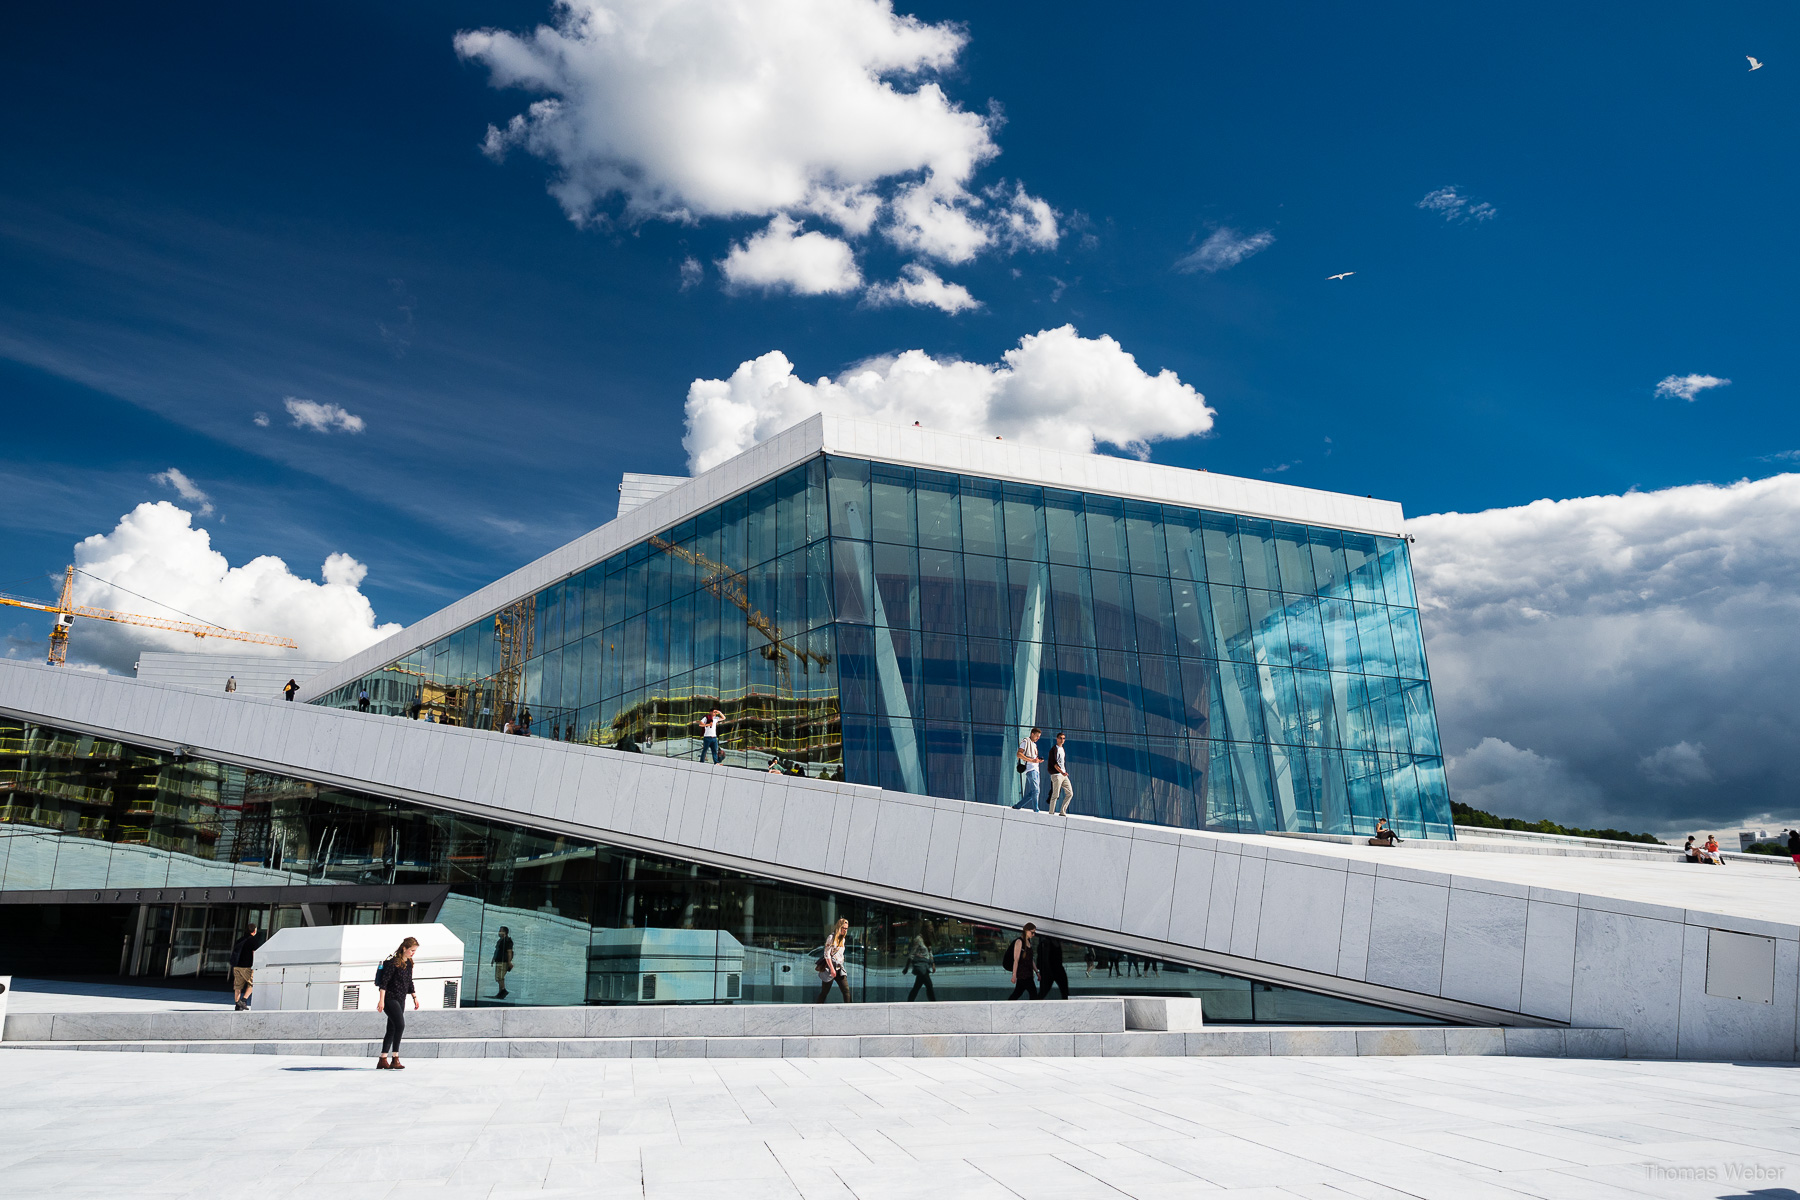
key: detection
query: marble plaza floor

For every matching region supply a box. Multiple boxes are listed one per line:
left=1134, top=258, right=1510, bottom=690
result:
left=3, top=1048, right=1797, bottom=1200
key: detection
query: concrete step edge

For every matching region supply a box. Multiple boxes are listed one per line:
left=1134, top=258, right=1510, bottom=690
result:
left=0, top=1026, right=1631, bottom=1059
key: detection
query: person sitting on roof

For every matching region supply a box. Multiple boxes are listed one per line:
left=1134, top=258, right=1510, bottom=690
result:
left=1368, top=818, right=1401, bottom=847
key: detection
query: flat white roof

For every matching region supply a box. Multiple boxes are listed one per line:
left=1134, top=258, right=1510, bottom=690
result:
left=302, top=415, right=1408, bottom=701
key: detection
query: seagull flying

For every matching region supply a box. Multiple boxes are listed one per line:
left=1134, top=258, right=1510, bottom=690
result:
left=1327, top=272, right=1354, bottom=281
left=1748, top=56, right=1763, bottom=70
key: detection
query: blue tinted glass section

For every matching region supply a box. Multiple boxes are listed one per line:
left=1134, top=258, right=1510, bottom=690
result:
left=324, top=453, right=1452, bottom=838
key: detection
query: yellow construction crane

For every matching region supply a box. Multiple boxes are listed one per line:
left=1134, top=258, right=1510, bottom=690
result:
left=647, top=536, right=826, bottom=674
left=0, top=565, right=299, bottom=666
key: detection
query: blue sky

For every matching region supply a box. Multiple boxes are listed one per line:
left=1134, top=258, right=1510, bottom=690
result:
left=3, top=0, right=1797, bottom=831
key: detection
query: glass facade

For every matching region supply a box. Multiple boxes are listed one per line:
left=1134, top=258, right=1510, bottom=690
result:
left=317, top=454, right=1451, bottom=838
left=0, top=716, right=1437, bottom=1023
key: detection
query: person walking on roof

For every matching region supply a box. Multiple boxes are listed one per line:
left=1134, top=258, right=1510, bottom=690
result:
left=1045, top=732, right=1073, bottom=816
left=376, top=936, right=420, bottom=1070
left=357, top=688, right=370, bottom=712
left=1787, top=829, right=1800, bottom=875
left=224, top=675, right=237, bottom=694
left=283, top=679, right=299, bottom=702
left=1014, top=727, right=1043, bottom=812
left=696, top=708, right=724, bottom=764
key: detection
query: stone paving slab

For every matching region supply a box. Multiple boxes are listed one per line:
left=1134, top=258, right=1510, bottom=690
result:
left=2, top=1048, right=1796, bottom=1200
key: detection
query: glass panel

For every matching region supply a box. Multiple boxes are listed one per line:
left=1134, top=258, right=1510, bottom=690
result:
left=918, top=549, right=964, bottom=635
left=1124, top=501, right=1168, bottom=576
left=870, top=464, right=915, bottom=546
left=959, top=476, right=1003, bottom=557
left=826, top=456, right=871, bottom=540
left=1090, top=570, right=1135, bottom=651
left=1002, top=484, right=1045, bottom=561
left=1389, top=608, right=1428, bottom=680
left=1131, top=574, right=1178, bottom=657
left=959, top=553, right=1008, bottom=641
left=1200, top=513, right=1243, bottom=587
left=915, top=470, right=961, bottom=552
left=1272, top=522, right=1316, bottom=595
left=1043, top=489, right=1088, bottom=567
left=1237, top=518, right=1280, bottom=593
left=1377, top=537, right=1417, bottom=608
left=1083, top=494, right=1127, bottom=573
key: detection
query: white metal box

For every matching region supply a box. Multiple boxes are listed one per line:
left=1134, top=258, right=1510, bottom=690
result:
left=251, top=923, right=466, bottom=1011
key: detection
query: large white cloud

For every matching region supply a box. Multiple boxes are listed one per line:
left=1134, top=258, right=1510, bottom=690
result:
left=1411, top=474, right=1800, bottom=834
left=56, top=502, right=401, bottom=673
left=455, top=0, right=1054, bottom=301
left=682, top=325, right=1214, bottom=473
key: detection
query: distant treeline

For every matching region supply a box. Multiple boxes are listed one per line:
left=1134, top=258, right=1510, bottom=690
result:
left=1451, top=801, right=1662, bottom=845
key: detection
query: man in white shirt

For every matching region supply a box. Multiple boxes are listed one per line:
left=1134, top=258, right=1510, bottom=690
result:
left=1045, top=732, right=1073, bottom=815
left=696, top=708, right=725, bottom=764
left=1015, top=727, right=1043, bottom=811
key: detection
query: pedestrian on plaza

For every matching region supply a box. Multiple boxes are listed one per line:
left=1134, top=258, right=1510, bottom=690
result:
left=1045, top=732, right=1073, bottom=816
left=283, top=679, right=299, bottom=702
left=815, top=917, right=852, bottom=1003
left=376, top=936, right=420, bottom=1070
left=1014, top=727, right=1043, bottom=812
left=1036, top=934, right=1070, bottom=999
left=696, top=708, right=725, bottom=764
left=904, top=933, right=937, bottom=1002
left=224, top=675, right=237, bottom=694
left=1787, top=829, right=1800, bottom=875
left=492, top=926, right=515, bottom=1000
left=357, top=688, right=370, bottom=712
left=1082, top=945, right=1096, bottom=978
left=1004, top=923, right=1040, bottom=1000
left=228, top=923, right=261, bottom=1010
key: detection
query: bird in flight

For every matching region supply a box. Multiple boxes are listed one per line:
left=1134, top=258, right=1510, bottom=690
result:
left=1748, top=56, right=1763, bottom=70
left=1327, top=272, right=1354, bottom=281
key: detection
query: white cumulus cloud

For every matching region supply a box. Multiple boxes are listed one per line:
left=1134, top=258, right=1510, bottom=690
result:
left=1654, top=373, right=1731, bottom=402
left=1410, top=473, right=1800, bottom=833
left=864, top=263, right=981, bottom=313
left=66, top=502, right=401, bottom=673
left=1174, top=227, right=1275, bottom=274
left=682, top=325, right=1214, bottom=473
left=150, top=468, right=213, bottom=516
left=718, top=216, right=862, bottom=295
left=284, top=397, right=366, bottom=434
left=1417, top=186, right=1497, bottom=223
left=455, top=0, right=1052, bottom=297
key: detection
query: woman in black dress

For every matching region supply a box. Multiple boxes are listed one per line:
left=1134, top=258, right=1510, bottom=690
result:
left=376, top=936, right=420, bottom=1070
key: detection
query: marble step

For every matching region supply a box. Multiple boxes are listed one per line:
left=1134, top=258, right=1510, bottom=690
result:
left=3, top=998, right=1154, bottom=1044
left=0, top=1025, right=1624, bottom=1059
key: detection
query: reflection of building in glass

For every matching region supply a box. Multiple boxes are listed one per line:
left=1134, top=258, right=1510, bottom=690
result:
left=318, top=443, right=1450, bottom=838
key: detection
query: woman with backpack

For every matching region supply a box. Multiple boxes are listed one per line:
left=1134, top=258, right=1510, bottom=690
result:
left=376, top=936, right=420, bottom=1070
left=815, top=917, right=851, bottom=1003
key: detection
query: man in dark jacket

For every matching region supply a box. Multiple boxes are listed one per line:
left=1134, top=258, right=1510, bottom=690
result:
left=229, top=924, right=262, bottom=1010
left=1036, top=934, right=1070, bottom=999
